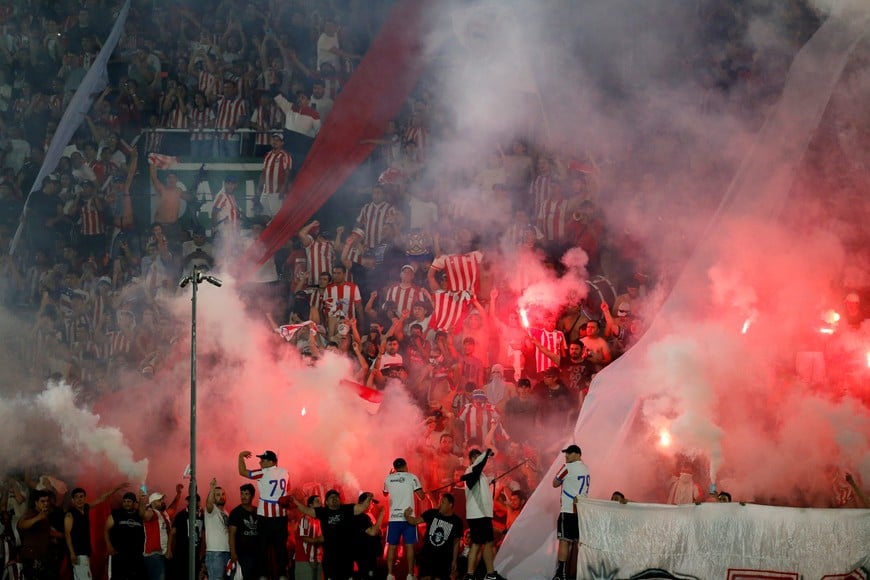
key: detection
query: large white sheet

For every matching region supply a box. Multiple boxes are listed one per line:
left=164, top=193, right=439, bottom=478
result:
left=576, top=498, right=869, bottom=579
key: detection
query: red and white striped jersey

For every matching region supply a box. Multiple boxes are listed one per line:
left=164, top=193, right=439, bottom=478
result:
left=403, top=125, right=427, bottom=159
left=383, top=284, right=431, bottom=316
left=529, top=174, right=553, bottom=215
left=459, top=402, right=501, bottom=443
left=429, top=290, right=472, bottom=332
left=104, top=330, right=132, bottom=359
left=303, top=238, right=334, bottom=287
left=250, top=104, right=285, bottom=146
left=248, top=465, right=290, bottom=518
left=78, top=198, right=105, bottom=236
left=91, top=294, right=108, bottom=332
left=355, top=201, right=396, bottom=248
left=533, top=328, right=566, bottom=373
left=538, top=198, right=569, bottom=243
left=294, top=516, right=322, bottom=563
left=197, top=70, right=220, bottom=101
left=261, top=149, right=292, bottom=194
left=164, top=106, right=189, bottom=129
left=324, top=282, right=361, bottom=318
left=430, top=251, right=483, bottom=294
left=215, top=96, right=248, bottom=140
left=188, top=107, right=215, bottom=141
left=212, top=188, right=240, bottom=228
left=306, top=287, right=328, bottom=321
left=144, top=130, right=164, bottom=155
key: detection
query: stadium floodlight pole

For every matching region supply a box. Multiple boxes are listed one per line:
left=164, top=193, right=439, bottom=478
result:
left=178, top=265, right=222, bottom=580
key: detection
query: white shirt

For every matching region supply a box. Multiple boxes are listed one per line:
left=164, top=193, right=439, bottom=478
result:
left=204, top=505, right=230, bottom=552
left=383, top=471, right=422, bottom=522
left=464, top=452, right=494, bottom=519
left=555, top=460, right=590, bottom=513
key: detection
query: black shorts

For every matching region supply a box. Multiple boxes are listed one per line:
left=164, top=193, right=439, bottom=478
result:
left=418, top=550, right=452, bottom=578
left=467, top=517, right=494, bottom=545
left=557, top=512, right=579, bottom=542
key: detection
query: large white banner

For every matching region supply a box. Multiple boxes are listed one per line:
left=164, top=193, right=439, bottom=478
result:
left=576, top=498, right=869, bottom=579
left=11, top=0, right=131, bottom=254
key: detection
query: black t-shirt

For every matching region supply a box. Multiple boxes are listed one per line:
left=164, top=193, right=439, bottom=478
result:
left=314, top=504, right=356, bottom=551
left=421, top=509, right=463, bottom=558
left=68, top=505, right=91, bottom=555
left=172, top=509, right=204, bottom=557
left=559, top=357, right=591, bottom=391
left=352, top=512, right=381, bottom=560
left=110, top=508, right=144, bottom=555
left=227, top=505, right=259, bottom=555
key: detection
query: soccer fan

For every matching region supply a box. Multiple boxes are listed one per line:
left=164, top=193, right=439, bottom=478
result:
left=255, top=132, right=292, bottom=217
left=459, top=448, right=506, bottom=580
left=214, top=79, right=249, bottom=158
left=103, top=491, right=145, bottom=580
left=292, top=489, right=373, bottom=580
left=324, top=264, right=363, bottom=333
left=204, top=479, right=231, bottom=580
left=552, top=444, right=590, bottom=580
left=64, top=484, right=124, bottom=580
left=383, top=264, right=431, bottom=316
left=383, top=458, right=425, bottom=580
left=298, top=220, right=336, bottom=288
left=294, top=495, right=324, bottom=580
left=356, top=184, right=398, bottom=250
left=140, top=486, right=181, bottom=580
left=403, top=493, right=464, bottom=580
left=228, top=484, right=261, bottom=580
left=238, top=449, right=290, bottom=580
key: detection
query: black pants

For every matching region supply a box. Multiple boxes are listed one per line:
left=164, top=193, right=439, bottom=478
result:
left=259, top=516, right=289, bottom=579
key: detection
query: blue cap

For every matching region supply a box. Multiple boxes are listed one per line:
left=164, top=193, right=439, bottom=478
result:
left=224, top=175, right=237, bottom=183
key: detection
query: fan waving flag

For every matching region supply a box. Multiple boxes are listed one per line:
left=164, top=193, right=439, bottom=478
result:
left=235, top=0, right=433, bottom=279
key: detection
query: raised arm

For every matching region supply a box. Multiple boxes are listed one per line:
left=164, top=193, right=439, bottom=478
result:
left=238, top=451, right=253, bottom=478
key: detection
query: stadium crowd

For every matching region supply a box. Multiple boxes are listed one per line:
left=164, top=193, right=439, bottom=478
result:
left=1, top=0, right=866, bottom=579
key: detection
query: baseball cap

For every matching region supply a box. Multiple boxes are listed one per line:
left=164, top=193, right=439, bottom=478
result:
left=148, top=492, right=165, bottom=504
left=270, top=131, right=284, bottom=140
left=224, top=175, right=237, bottom=183
left=257, top=450, right=278, bottom=462
left=562, top=444, right=582, bottom=455
left=472, top=389, right=486, bottom=400
left=122, top=492, right=138, bottom=501
left=401, top=264, right=416, bottom=272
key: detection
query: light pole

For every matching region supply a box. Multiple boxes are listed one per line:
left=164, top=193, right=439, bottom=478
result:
left=178, top=265, right=222, bottom=580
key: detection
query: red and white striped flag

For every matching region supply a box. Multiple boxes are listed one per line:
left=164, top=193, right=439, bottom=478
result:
left=277, top=321, right=315, bottom=342
left=429, top=290, right=472, bottom=332
left=340, top=378, right=384, bottom=414
left=147, top=153, right=178, bottom=169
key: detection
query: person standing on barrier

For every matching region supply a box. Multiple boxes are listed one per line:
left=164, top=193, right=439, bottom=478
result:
left=238, top=450, right=290, bottom=579
left=551, top=444, right=589, bottom=580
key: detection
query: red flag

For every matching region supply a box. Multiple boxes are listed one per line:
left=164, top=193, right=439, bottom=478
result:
left=236, top=0, right=432, bottom=279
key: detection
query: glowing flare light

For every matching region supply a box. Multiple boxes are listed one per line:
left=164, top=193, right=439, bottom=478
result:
left=300, top=407, right=307, bottom=416
left=741, top=318, right=752, bottom=334
left=519, top=308, right=530, bottom=329
left=658, top=428, right=672, bottom=448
